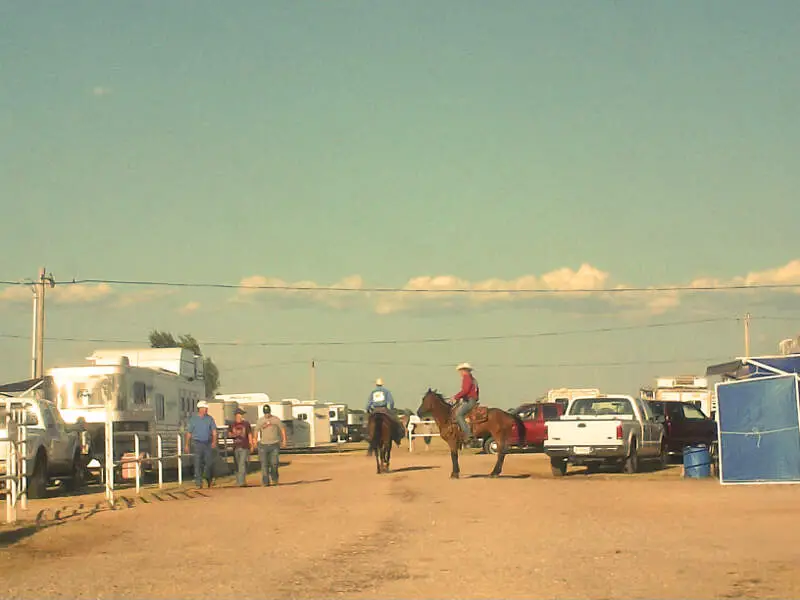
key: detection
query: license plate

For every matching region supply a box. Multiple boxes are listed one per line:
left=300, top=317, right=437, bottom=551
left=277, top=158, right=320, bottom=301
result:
left=573, top=446, right=591, bottom=455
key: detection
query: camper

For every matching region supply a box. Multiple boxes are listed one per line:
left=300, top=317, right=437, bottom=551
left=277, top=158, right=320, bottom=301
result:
left=48, top=348, right=205, bottom=476
left=640, top=376, right=713, bottom=417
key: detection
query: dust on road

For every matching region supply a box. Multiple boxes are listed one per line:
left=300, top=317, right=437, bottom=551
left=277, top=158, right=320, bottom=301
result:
left=1, top=444, right=799, bottom=599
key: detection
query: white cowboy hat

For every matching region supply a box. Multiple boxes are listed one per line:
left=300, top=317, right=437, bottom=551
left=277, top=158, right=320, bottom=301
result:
left=456, top=362, right=473, bottom=371
left=376, top=378, right=384, bottom=386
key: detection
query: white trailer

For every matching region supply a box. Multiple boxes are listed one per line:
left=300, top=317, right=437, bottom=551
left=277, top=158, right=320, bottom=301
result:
left=325, top=403, right=348, bottom=442
left=544, top=388, right=600, bottom=413
left=48, top=348, right=205, bottom=474
left=289, top=400, right=331, bottom=448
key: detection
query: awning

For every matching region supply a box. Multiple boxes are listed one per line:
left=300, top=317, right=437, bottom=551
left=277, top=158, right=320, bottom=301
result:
left=706, top=355, right=800, bottom=380
left=0, top=377, right=49, bottom=396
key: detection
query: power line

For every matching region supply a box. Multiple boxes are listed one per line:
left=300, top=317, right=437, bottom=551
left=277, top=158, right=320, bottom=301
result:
left=3, top=277, right=800, bottom=294
left=224, top=355, right=732, bottom=372
left=0, top=316, right=737, bottom=348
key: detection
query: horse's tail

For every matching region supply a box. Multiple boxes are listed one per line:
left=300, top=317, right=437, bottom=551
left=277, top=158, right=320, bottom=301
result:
left=367, top=412, right=384, bottom=456
left=512, top=413, right=526, bottom=445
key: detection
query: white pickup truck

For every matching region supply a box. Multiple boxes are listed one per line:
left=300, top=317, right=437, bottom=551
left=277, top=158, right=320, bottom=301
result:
left=0, top=398, right=89, bottom=498
left=544, top=394, right=666, bottom=476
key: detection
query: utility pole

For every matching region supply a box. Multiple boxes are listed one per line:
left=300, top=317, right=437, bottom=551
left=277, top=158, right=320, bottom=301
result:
left=744, top=312, right=751, bottom=359
left=30, top=268, right=55, bottom=379
left=310, top=359, right=316, bottom=403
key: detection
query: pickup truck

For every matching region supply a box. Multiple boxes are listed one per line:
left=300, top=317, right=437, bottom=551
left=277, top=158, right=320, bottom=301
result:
left=544, top=394, right=666, bottom=476
left=0, top=398, right=89, bottom=498
left=482, top=402, right=563, bottom=454
left=647, top=400, right=717, bottom=456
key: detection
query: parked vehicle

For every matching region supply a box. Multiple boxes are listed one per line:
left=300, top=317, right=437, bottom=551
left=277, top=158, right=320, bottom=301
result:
left=49, top=347, right=206, bottom=477
left=647, top=400, right=717, bottom=456
left=0, top=391, right=89, bottom=498
left=482, top=402, right=563, bottom=454
left=544, top=394, right=666, bottom=476
left=640, top=376, right=714, bottom=419
left=347, top=410, right=366, bottom=442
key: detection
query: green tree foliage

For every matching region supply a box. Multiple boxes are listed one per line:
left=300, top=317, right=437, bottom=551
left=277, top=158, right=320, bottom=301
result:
left=148, top=330, right=220, bottom=398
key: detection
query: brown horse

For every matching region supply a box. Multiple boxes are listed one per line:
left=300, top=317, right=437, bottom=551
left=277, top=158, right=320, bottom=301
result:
left=366, top=410, right=402, bottom=474
left=417, top=389, right=525, bottom=479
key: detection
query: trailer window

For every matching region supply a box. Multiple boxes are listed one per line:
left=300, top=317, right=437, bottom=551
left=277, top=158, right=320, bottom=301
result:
left=155, top=394, right=165, bottom=421
left=133, top=382, right=147, bottom=405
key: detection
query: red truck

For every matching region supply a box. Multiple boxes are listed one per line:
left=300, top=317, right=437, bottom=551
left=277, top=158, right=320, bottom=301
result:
left=482, top=402, right=564, bottom=454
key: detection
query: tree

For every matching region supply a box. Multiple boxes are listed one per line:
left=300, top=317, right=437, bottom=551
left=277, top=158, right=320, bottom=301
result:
left=148, top=330, right=220, bottom=398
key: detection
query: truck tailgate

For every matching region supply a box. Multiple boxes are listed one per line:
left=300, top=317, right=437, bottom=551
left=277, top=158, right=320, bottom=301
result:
left=547, top=416, right=632, bottom=446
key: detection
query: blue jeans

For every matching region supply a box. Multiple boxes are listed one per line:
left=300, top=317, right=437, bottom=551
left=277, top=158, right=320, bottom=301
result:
left=258, top=443, right=280, bottom=485
left=192, top=441, right=214, bottom=486
left=456, top=398, right=478, bottom=436
left=234, top=448, right=249, bottom=486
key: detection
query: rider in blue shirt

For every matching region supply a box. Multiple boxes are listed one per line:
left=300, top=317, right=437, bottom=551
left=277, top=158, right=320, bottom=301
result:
left=366, top=378, right=395, bottom=412
left=366, top=378, right=403, bottom=444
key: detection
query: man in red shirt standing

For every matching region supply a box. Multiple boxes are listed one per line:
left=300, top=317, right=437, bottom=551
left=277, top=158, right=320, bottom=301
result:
left=453, top=362, right=480, bottom=441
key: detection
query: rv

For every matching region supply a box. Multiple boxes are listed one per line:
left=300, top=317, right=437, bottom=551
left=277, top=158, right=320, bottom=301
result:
left=48, top=348, right=205, bottom=475
left=640, top=376, right=714, bottom=417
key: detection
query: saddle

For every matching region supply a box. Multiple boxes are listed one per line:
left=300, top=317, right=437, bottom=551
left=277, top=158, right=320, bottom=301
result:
left=453, top=403, right=489, bottom=425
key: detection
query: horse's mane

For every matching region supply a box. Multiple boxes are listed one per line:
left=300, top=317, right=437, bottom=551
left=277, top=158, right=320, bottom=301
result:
left=426, top=388, right=448, bottom=404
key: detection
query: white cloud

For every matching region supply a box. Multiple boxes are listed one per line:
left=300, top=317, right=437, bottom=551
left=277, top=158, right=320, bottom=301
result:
left=179, top=301, right=201, bottom=314
left=92, top=86, right=112, bottom=96
left=0, top=283, right=166, bottom=309
left=237, top=258, right=800, bottom=316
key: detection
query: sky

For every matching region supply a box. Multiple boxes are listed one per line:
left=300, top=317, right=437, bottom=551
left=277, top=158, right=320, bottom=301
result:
left=1, top=1, right=799, bottom=409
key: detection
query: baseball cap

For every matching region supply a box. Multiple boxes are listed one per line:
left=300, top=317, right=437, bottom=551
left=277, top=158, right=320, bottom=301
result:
left=234, top=408, right=246, bottom=415
left=197, top=400, right=209, bottom=409
left=262, top=404, right=272, bottom=414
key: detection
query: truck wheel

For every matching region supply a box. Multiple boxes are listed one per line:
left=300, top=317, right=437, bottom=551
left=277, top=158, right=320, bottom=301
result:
left=550, top=458, right=567, bottom=477
left=483, top=437, right=498, bottom=455
left=623, top=440, right=639, bottom=474
left=28, top=453, right=48, bottom=499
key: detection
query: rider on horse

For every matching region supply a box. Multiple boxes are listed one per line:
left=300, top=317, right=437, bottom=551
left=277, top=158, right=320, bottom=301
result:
left=453, top=362, right=480, bottom=442
left=366, top=378, right=404, bottom=444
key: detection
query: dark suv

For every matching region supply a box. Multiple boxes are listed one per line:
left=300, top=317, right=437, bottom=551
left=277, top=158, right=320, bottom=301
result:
left=647, top=400, right=717, bottom=456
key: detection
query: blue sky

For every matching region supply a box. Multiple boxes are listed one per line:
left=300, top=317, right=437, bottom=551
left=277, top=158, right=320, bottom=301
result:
left=1, top=1, right=799, bottom=408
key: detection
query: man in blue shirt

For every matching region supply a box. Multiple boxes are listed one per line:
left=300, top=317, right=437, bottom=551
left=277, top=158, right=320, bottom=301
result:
left=366, top=378, right=404, bottom=444
left=185, top=400, right=218, bottom=488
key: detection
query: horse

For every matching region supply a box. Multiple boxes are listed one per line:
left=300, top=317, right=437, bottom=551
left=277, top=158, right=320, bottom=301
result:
left=366, top=410, right=402, bottom=474
left=417, top=388, right=526, bottom=479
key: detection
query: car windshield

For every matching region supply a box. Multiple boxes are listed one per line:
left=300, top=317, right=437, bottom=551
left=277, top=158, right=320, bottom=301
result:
left=571, top=398, right=634, bottom=416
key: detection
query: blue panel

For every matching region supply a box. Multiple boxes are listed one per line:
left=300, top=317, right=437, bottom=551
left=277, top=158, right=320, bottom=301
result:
left=718, top=375, right=800, bottom=483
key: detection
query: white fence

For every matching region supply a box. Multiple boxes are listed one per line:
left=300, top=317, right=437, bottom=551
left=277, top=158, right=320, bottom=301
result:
left=1, top=419, right=29, bottom=524
left=407, top=420, right=440, bottom=452
left=102, top=420, right=230, bottom=505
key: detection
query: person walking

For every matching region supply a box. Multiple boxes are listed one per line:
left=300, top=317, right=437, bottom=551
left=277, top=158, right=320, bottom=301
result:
left=229, top=408, right=255, bottom=487
left=254, top=405, right=287, bottom=487
left=185, top=400, right=218, bottom=488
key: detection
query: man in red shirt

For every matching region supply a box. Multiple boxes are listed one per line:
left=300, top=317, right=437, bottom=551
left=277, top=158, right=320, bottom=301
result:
left=229, top=408, right=255, bottom=487
left=453, top=362, right=480, bottom=441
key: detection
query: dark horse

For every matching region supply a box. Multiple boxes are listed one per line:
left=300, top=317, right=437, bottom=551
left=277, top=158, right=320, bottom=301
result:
left=366, top=410, right=403, bottom=474
left=417, top=389, right=525, bottom=479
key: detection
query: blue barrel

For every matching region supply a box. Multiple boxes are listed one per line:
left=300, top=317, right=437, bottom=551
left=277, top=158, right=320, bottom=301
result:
left=683, top=445, right=711, bottom=478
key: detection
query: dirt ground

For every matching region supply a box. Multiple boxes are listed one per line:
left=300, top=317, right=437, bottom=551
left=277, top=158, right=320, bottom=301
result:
left=2, top=440, right=799, bottom=600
